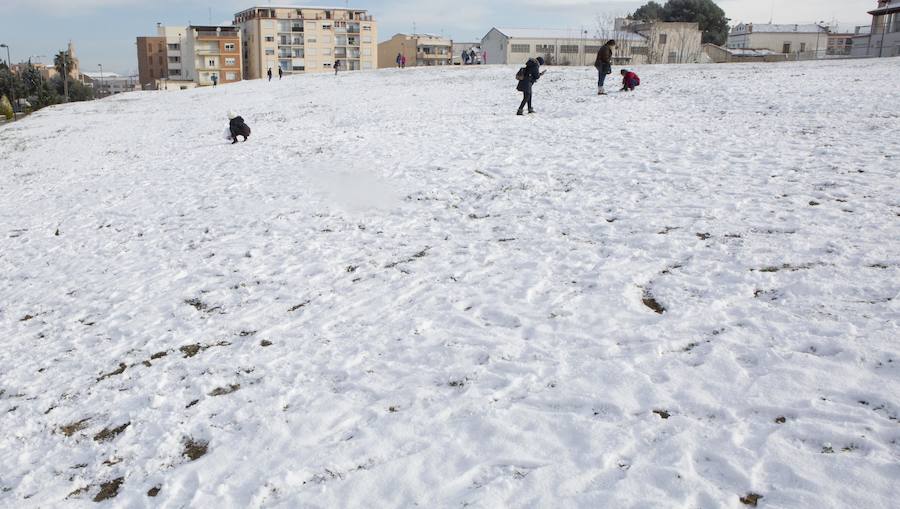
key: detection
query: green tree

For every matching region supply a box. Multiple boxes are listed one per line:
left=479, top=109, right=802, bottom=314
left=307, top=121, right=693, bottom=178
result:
left=21, top=64, right=43, bottom=95
left=631, top=1, right=666, bottom=21
left=663, top=0, right=730, bottom=45
left=0, top=95, right=13, bottom=120
left=0, top=68, right=24, bottom=104
left=51, top=75, right=93, bottom=102
left=53, top=51, right=75, bottom=77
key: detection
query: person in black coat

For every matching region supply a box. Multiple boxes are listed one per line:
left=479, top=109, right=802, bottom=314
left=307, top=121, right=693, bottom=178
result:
left=516, top=56, right=545, bottom=116
left=227, top=111, right=251, bottom=144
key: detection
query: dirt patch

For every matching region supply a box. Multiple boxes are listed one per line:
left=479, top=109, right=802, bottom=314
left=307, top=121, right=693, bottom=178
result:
left=150, top=351, right=167, bottom=360
left=180, top=344, right=201, bottom=358
left=59, top=418, right=91, bottom=437
left=93, top=477, right=124, bottom=502
left=642, top=289, right=666, bottom=314
left=97, top=363, right=127, bottom=382
left=183, top=438, right=209, bottom=461
left=740, top=493, right=763, bottom=506
left=147, top=486, right=161, bottom=497
left=94, top=422, right=130, bottom=443
left=184, top=298, right=222, bottom=314
left=288, top=300, right=311, bottom=312
left=260, top=340, right=273, bottom=347
left=384, top=247, right=431, bottom=269
left=775, top=416, right=787, bottom=424
left=754, top=263, right=820, bottom=273
left=653, top=409, right=671, bottom=419
left=20, top=314, right=35, bottom=322
left=208, top=384, right=240, bottom=396
left=696, top=232, right=712, bottom=240
left=239, top=330, right=257, bottom=337
left=185, top=399, right=200, bottom=409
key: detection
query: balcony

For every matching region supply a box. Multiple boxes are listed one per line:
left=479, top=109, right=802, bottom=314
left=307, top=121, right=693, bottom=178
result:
left=418, top=52, right=449, bottom=59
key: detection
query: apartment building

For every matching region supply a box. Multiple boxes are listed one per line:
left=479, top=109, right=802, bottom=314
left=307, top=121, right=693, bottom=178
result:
left=377, top=34, right=452, bottom=68
left=137, top=25, right=242, bottom=89
left=234, top=5, right=377, bottom=78
left=851, top=1, right=900, bottom=57
left=727, top=23, right=828, bottom=57
left=827, top=33, right=855, bottom=56
left=136, top=36, right=167, bottom=90
left=182, top=26, right=243, bottom=86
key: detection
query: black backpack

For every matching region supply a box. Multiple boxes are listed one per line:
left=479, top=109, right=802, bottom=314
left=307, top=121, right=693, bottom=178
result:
left=516, top=67, right=527, bottom=81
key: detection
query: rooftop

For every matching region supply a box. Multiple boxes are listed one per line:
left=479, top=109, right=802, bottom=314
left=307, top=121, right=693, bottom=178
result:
left=735, top=23, right=827, bottom=33
left=870, top=1, right=900, bottom=14
left=493, top=27, right=645, bottom=42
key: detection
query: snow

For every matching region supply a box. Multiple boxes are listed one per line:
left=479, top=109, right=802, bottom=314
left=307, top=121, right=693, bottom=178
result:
left=1, top=59, right=899, bottom=507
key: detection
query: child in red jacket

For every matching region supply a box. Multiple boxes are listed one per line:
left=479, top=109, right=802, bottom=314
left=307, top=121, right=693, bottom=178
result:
left=621, top=69, right=640, bottom=91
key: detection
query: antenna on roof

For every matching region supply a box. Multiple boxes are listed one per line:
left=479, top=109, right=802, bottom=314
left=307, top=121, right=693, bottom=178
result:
left=209, top=8, right=212, bottom=25
left=769, top=0, right=775, bottom=24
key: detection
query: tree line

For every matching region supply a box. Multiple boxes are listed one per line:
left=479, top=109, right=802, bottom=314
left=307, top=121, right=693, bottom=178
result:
left=0, top=50, right=94, bottom=119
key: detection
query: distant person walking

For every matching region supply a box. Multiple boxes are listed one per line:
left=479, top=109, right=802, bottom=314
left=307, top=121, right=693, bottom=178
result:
left=267, top=67, right=273, bottom=82
left=594, top=40, right=616, bottom=95
left=334, top=60, right=341, bottom=75
left=620, top=69, right=640, bottom=91
left=470, top=48, right=478, bottom=64
left=211, top=74, right=218, bottom=87
left=483, top=50, right=488, bottom=64
left=396, top=53, right=403, bottom=68
left=516, top=56, right=545, bottom=116
left=401, top=54, right=407, bottom=68
left=278, top=67, right=283, bottom=80
left=462, top=50, right=470, bottom=65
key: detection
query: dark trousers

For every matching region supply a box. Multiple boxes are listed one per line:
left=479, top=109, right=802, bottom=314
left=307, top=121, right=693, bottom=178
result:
left=598, top=63, right=611, bottom=87
left=518, top=81, right=533, bottom=111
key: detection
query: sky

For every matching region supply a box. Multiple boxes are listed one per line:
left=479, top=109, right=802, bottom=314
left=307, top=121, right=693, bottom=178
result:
left=1, top=0, right=878, bottom=74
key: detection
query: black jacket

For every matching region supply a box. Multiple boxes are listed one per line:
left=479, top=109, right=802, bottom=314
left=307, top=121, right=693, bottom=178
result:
left=229, top=116, right=250, bottom=137
left=517, top=58, right=542, bottom=91
left=595, top=44, right=613, bottom=68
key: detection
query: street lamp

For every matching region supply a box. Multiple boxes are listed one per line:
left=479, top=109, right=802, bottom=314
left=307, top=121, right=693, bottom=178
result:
left=1, top=43, right=16, bottom=120
left=98, top=63, right=104, bottom=97
left=815, top=21, right=826, bottom=59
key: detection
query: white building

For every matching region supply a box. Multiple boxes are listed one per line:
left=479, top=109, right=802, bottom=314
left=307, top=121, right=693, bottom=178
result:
left=727, top=23, right=829, bottom=57
left=481, top=23, right=701, bottom=66
left=80, top=72, right=139, bottom=96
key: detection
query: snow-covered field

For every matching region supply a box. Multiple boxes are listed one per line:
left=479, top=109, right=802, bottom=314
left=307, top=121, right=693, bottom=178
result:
left=1, top=59, right=898, bottom=507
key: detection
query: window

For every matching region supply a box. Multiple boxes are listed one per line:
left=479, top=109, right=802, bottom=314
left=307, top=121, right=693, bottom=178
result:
left=225, top=57, right=236, bottom=66
left=560, top=45, right=578, bottom=54
left=631, top=46, right=648, bottom=55
left=168, top=69, right=181, bottom=76
left=226, top=72, right=237, bottom=80
left=167, top=43, right=180, bottom=50
left=168, top=56, right=180, bottom=63
left=658, top=34, right=668, bottom=45
left=322, top=48, right=332, bottom=55
left=307, top=38, right=317, bottom=44
left=800, top=42, right=807, bottom=52
left=265, top=36, right=275, bottom=42
left=535, top=44, right=555, bottom=53
left=148, top=57, right=153, bottom=66
left=362, top=36, right=372, bottom=43
left=322, top=24, right=332, bottom=30
left=668, top=51, right=677, bottom=63
left=265, top=49, right=275, bottom=56
left=782, top=42, right=791, bottom=53
left=511, top=44, right=531, bottom=53
left=208, top=59, right=216, bottom=67
left=158, top=56, right=163, bottom=64
left=323, top=63, right=332, bottom=68
left=585, top=46, right=601, bottom=53
left=225, top=43, right=236, bottom=51
left=362, top=25, right=371, bottom=31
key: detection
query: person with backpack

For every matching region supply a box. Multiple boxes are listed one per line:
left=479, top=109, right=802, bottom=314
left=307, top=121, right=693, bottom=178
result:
left=227, top=111, right=251, bottom=144
left=470, top=48, right=478, bottom=64
left=462, top=50, right=469, bottom=65
left=594, top=40, right=616, bottom=95
left=620, top=69, right=640, bottom=91
left=516, top=56, right=545, bottom=116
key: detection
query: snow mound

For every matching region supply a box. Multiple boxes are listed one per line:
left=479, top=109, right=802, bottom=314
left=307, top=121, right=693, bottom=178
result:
left=1, top=60, right=899, bottom=507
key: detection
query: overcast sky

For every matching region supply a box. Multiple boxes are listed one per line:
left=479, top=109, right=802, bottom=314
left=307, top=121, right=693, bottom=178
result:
left=1, top=0, right=878, bottom=74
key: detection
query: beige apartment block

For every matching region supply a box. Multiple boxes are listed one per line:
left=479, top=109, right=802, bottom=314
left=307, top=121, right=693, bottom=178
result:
left=727, top=23, right=828, bottom=57
left=183, top=26, right=243, bottom=86
left=378, top=34, right=453, bottom=68
left=234, top=5, right=377, bottom=79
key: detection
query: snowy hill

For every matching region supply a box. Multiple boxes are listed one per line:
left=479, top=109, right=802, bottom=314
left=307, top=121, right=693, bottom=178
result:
left=1, top=60, right=898, bottom=507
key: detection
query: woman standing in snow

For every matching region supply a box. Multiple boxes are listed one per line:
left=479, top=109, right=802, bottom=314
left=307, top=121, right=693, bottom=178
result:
left=516, top=56, right=545, bottom=116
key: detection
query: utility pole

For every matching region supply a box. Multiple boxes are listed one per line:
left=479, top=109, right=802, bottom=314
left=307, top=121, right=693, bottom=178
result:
left=98, top=63, right=104, bottom=98
left=62, top=49, right=70, bottom=102
left=1, top=44, right=16, bottom=120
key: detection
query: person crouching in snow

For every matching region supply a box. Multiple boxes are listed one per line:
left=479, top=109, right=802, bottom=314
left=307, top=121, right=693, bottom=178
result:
left=227, top=111, right=251, bottom=144
left=621, top=69, right=640, bottom=92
